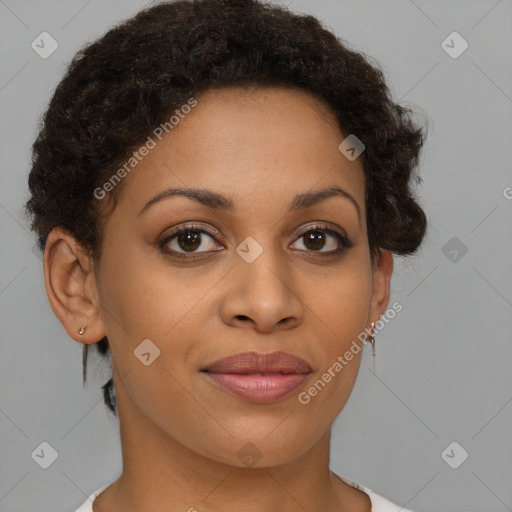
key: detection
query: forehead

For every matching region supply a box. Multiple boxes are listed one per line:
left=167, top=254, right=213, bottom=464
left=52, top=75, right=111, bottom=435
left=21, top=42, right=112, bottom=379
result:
left=112, top=86, right=366, bottom=217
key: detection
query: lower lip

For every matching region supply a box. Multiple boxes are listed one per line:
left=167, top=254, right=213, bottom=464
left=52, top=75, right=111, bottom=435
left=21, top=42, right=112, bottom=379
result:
left=203, top=372, right=310, bottom=403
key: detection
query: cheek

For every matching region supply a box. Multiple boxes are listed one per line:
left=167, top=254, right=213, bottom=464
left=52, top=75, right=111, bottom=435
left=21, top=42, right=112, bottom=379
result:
left=311, top=265, right=372, bottom=347
left=96, top=238, right=175, bottom=332
left=95, top=242, right=210, bottom=382
left=95, top=250, right=207, bottom=430
left=300, top=265, right=372, bottom=402
left=93, top=247, right=174, bottom=379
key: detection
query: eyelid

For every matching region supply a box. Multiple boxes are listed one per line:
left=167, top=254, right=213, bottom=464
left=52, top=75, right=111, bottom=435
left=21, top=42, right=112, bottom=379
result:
left=294, top=221, right=347, bottom=239
left=160, top=222, right=222, bottom=242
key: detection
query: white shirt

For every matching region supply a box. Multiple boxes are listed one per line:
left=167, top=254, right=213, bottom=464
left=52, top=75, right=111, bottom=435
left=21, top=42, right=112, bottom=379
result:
left=74, top=475, right=414, bottom=511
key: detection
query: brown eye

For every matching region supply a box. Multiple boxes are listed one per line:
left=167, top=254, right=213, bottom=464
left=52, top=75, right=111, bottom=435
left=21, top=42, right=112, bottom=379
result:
left=302, top=230, right=327, bottom=251
left=160, top=226, right=223, bottom=258
left=176, top=230, right=202, bottom=252
left=291, top=227, right=346, bottom=254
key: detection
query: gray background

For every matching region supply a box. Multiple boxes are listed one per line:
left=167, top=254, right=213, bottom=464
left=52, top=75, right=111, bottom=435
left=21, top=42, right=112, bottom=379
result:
left=1, top=0, right=511, bottom=511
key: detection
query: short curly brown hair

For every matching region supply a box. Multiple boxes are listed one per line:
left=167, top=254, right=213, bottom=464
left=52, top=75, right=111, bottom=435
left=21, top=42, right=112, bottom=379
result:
left=25, top=0, right=428, bottom=416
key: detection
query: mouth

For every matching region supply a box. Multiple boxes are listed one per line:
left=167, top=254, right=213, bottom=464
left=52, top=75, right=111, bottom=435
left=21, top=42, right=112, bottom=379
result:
left=200, top=351, right=312, bottom=403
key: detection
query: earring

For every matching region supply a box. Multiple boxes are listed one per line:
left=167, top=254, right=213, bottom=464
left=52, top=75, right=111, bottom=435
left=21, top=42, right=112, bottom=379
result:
left=78, top=326, right=87, bottom=335
left=369, top=321, right=376, bottom=357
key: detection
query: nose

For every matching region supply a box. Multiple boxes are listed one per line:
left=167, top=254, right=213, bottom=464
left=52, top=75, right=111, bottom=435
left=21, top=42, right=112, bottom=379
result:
left=219, top=246, right=305, bottom=333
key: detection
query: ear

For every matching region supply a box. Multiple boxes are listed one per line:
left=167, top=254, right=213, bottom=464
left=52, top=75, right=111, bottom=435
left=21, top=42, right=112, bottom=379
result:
left=368, top=249, right=394, bottom=329
left=43, top=227, right=106, bottom=344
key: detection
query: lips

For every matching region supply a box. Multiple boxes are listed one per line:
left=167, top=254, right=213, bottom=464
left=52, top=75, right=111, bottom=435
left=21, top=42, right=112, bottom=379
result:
left=201, top=351, right=312, bottom=403
left=202, top=350, right=312, bottom=374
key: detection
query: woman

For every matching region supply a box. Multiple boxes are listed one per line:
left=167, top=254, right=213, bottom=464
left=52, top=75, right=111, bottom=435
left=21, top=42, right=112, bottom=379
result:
left=25, top=0, right=427, bottom=510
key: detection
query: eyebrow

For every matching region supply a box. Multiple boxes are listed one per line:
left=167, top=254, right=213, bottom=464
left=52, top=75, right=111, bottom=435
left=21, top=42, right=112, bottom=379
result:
left=137, top=185, right=361, bottom=222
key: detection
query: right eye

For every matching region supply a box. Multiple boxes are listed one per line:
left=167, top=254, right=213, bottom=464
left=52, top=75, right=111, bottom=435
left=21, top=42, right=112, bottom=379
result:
left=159, top=224, right=224, bottom=259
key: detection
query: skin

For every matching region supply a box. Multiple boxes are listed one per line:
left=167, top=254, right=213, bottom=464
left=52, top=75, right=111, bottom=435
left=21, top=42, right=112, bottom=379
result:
left=44, top=86, right=393, bottom=512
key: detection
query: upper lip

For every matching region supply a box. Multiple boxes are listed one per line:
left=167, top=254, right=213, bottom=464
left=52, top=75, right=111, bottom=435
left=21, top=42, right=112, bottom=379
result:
left=202, top=351, right=312, bottom=374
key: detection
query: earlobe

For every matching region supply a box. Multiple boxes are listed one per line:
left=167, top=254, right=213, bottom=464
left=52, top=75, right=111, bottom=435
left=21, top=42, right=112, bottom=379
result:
left=43, top=227, right=106, bottom=344
left=369, top=249, right=394, bottom=322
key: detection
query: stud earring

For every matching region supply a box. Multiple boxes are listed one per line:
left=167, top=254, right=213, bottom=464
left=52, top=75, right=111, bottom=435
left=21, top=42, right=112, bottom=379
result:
left=78, top=326, right=87, bottom=335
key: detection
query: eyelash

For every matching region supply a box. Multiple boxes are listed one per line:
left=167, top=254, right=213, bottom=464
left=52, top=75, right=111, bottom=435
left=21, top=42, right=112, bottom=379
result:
left=158, top=222, right=353, bottom=261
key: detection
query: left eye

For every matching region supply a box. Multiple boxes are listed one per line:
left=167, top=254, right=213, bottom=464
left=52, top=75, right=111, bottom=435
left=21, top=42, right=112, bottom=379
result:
left=290, top=228, right=343, bottom=252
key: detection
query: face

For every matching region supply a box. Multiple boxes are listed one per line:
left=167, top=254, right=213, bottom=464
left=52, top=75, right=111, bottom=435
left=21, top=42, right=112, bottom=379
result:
left=49, top=86, right=393, bottom=469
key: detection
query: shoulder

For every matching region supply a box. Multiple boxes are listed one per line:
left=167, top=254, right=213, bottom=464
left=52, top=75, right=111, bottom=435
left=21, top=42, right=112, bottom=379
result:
left=335, top=473, right=416, bottom=512
left=73, top=484, right=110, bottom=512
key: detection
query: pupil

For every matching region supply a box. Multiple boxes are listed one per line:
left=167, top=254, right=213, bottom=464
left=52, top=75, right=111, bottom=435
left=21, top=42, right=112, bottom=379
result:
left=178, top=231, right=201, bottom=251
left=305, top=231, right=325, bottom=250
